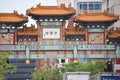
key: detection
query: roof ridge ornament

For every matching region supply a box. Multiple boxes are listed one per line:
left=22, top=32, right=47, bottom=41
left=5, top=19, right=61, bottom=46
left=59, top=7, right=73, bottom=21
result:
left=84, top=10, right=88, bottom=14
left=103, top=10, right=119, bottom=19
left=13, top=10, right=18, bottom=14
left=74, top=11, right=119, bottom=22
left=37, top=3, right=41, bottom=7
left=68, top=3, right=71, bottom=8
left=60, top=4, right=65, bottom=8
left=103, top=10, right=108, bottom=15
left=103, top=10, right=107, bottom=13
left=20, top=13, right=24, bottom=17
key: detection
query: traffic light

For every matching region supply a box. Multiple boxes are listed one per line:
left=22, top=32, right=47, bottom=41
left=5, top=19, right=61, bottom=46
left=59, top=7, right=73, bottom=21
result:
left=106, top=61, right=113, bottom=72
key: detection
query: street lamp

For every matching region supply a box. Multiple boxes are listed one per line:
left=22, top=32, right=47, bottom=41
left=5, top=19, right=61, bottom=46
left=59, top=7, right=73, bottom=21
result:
left=25, top=59, right=30, bottom=65
left=73, top=58, right=78, bottom=64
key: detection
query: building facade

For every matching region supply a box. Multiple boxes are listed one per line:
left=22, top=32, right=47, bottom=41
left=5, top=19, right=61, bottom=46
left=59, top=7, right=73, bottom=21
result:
left=0, top=3, right=119, bottom=79
left=102, top=0, right=120, bottom=28
left=75, top=0, right=102, bottom=13
left=57, top=0, right=102, bottom=13
left=102, top=0, right=120, bottom=73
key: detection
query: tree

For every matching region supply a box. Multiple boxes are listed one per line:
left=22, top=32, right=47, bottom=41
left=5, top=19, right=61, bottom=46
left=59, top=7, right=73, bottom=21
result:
left=62, top=61, right=106, bottom=75
left=33, top=61, right=106, bottom=80
left=0, top=51, right=16, bottom=80
left=33, top=67, right=62, bottom=80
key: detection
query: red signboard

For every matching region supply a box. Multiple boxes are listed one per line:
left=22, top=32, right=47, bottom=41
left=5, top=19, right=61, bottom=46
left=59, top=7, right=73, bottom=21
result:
left=116, top=58, right=120, bottom=64
left=116, top=58, right=120, bottom=73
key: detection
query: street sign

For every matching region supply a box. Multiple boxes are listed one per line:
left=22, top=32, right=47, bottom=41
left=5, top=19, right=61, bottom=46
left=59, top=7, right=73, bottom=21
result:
left=101, top=76, right=120, bottom=80
left=63, top=72, right=90, bottom=80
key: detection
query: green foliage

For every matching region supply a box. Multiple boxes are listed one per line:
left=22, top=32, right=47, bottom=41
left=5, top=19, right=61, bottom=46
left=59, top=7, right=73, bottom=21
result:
left=33, top=67, right=62, bottom=80
left=0, top=51, right=16, bottom=80
left=63, top=61, right=106, bottom=75
left=33, top=61, right=106, bottom=80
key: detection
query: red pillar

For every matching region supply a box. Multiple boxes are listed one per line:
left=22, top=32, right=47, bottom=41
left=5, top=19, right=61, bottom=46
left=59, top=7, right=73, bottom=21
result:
left=62, top=21, right=66, bottom=40
left=14, top=28, right=18, bottom=45
left=85, top=29, right=88, bottom=44
left=116, top=58, right=120, bottom=73
left=37, top=21, right=41, bottom=40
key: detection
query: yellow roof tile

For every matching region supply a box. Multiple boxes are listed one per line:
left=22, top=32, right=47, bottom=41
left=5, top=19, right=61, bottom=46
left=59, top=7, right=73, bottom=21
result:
left=75, top=11, right=119, bottom=22
left=0, top=11, right=28, bottom=23
left=66, top=27, right=86, bottom=35
left=26, top=4, right=76, bottom=16
left=108, top=28, right=120, bottom=38
left=18, top=25, right=38, bottom=35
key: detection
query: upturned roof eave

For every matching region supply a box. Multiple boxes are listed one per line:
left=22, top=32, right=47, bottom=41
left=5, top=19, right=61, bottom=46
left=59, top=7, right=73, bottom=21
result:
left=27, top=12, right=75, bottom=16
left=0, top=20, right=28, bottom=23
left=74, top=19, right=118, bottom=23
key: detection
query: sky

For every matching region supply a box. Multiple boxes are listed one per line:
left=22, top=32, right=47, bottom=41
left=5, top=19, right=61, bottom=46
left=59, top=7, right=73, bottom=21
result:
left=0, top=0, right=57, bottom=26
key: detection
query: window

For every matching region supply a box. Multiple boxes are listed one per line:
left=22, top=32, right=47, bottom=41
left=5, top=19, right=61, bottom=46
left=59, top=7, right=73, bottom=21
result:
left=93, top=2, right=101, bottom=11
left=78, top=2, right=87, bottom=12
left=83, top=3, right=87, bottom=10
left=94, top=3, right=101, bottom=10
left=61, top=59, right=65, bottom=63
left=89, top=3, right=94, bottom=11
left=79, top=4, right=82, bottom=10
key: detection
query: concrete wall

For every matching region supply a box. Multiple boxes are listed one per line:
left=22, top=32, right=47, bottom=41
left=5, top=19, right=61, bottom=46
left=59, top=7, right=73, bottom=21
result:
left=114, top=5, right=120, bottom=15
left=102, top=0, right=120, bottom=28
left=116, top=0, right=120, bottom=4
left=108, top=0, right=115, bottom=8
left=102, top=0, right=107, bottom=11
left=102, top=0, right=120, bottom=14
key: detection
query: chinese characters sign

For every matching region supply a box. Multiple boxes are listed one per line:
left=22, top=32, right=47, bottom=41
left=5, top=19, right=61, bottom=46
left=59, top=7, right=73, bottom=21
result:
left=43, top=28, right=60, bottom=39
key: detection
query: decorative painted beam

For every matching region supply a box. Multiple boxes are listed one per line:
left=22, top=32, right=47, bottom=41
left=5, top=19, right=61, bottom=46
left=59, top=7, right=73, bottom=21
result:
left=10, top=53, right=116, bottom=59
left=116, top=46, right=120, bottom=58
left=0, top=44, right=116, bottom=51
